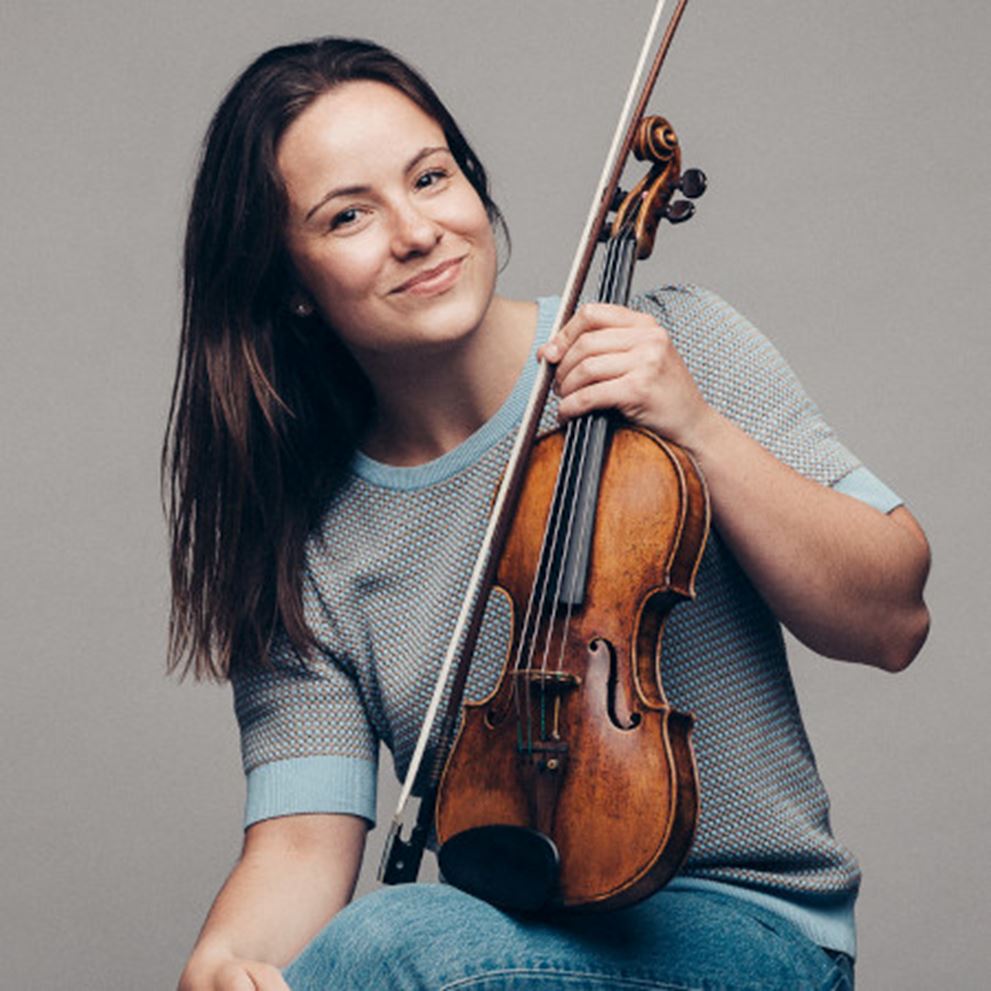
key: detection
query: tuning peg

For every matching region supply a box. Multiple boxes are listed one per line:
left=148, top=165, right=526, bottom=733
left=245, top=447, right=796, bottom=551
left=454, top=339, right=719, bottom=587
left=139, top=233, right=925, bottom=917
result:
left=679, top=168, right=707, bottom=199
left=665, top=199, right=695, bottom=224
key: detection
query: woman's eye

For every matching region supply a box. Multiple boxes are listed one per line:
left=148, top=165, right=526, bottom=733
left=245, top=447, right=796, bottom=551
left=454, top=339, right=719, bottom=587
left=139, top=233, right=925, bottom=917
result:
left=329, top=207, right=360, bottom=231
left=415, top=168, right=449, bottom=190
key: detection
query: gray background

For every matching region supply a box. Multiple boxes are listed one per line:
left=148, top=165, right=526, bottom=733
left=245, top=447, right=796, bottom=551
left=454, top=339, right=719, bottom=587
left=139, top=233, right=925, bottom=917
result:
left=2, top=1, right=988, bottom=987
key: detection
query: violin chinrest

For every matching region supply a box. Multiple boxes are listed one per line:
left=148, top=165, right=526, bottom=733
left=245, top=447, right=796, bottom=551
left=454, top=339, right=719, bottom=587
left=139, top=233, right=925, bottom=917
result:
left=438, top=825, right=560, bottom=913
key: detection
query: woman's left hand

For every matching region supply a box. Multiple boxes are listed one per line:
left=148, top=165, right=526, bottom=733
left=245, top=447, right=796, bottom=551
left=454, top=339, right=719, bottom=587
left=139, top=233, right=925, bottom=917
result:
left=538, top=302, right=715, bottom=452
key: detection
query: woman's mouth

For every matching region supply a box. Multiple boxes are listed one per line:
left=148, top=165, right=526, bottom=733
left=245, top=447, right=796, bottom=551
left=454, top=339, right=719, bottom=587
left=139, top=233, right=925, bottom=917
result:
left=393, top=256, right=465, bottom=296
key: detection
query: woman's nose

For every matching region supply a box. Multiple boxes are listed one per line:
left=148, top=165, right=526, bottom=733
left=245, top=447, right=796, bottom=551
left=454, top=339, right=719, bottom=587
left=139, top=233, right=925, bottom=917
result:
left=391, top=202, right=442, bottom=257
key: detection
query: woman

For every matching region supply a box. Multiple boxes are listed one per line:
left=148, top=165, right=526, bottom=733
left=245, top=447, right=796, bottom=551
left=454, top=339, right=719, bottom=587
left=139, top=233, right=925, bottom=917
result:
left=168, top=38, right=930, bottom=991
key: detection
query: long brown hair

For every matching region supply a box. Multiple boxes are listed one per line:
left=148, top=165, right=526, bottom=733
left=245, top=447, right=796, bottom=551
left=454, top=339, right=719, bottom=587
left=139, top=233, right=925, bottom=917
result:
left=164, top=38, right=505, bottom=680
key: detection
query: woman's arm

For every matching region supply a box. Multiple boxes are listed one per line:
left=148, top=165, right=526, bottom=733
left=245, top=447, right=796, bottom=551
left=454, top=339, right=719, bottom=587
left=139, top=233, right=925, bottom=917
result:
left=178, top=813, right=367, bottom=991
left=541, top=301, right=931, bottom=672
left=682, top=411, right=929, bottom=670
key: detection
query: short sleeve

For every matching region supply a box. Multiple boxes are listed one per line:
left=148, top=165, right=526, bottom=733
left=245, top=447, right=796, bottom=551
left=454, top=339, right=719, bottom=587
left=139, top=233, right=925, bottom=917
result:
left=831, top=466, right=902, bottom=514
left=232, top=627, right=379, bottom=829
left=638, top=285, right=902, bottom=512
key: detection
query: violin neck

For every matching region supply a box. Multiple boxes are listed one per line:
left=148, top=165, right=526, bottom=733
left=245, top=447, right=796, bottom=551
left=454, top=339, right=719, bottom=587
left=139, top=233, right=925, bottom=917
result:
left=598, top=227, right=638, bottom=307
left=551, top=231, right=640, bottom=607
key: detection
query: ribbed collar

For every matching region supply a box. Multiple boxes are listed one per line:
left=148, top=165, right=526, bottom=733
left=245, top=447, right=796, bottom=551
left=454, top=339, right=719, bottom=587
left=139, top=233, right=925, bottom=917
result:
left=351, top=296, right=559, bottom=491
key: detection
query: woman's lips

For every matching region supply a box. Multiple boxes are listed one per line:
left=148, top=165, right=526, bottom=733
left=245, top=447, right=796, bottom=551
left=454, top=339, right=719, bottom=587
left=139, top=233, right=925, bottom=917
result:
left=393, top=256, right=465, bottom=296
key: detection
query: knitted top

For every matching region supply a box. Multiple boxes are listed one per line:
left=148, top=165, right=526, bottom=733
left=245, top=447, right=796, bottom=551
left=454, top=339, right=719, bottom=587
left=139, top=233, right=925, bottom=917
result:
left=232, top=286, right=901, bottom=956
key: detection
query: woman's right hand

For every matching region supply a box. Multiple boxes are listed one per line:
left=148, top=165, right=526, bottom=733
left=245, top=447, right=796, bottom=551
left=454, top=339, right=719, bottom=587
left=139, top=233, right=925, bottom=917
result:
left=178, top=955, right=291, bottom=991
left=176, top=814, right=367, bottom=991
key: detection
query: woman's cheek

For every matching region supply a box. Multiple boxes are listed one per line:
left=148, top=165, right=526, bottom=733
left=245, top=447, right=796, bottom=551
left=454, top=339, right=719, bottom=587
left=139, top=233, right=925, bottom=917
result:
left=306, top=243, right=379, bottom=303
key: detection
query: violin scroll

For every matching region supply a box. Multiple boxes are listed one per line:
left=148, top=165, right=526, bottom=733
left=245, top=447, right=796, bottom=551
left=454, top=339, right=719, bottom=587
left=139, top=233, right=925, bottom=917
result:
left=611, top=115, right=706, bottom=256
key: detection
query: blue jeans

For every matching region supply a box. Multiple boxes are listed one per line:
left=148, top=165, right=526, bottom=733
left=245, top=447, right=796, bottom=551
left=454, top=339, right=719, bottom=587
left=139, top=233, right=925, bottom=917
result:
left=284, top=884, right=854, bottom=990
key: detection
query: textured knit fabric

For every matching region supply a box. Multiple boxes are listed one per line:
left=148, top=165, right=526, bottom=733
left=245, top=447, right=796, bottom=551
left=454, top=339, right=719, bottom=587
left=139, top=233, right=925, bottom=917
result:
left=233, top=286, right=901, bottom=955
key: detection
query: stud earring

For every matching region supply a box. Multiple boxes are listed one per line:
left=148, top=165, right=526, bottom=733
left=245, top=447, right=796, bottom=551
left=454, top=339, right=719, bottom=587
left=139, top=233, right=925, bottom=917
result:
left=291, top=298, right=314, bottom=318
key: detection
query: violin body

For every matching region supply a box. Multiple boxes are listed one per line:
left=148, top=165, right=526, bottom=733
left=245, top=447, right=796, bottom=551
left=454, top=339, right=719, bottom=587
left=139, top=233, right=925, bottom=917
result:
left=435, top=422, right=708, bottom=910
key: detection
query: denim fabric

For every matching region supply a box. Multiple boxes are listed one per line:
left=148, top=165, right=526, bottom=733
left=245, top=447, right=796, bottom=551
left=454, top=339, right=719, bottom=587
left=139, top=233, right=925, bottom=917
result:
left=284, top=884, right=854, bottom=990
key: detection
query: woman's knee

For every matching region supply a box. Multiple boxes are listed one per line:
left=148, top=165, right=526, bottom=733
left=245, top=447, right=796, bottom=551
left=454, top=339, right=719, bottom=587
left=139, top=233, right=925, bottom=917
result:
left=286, top=884, right=496, bottom=989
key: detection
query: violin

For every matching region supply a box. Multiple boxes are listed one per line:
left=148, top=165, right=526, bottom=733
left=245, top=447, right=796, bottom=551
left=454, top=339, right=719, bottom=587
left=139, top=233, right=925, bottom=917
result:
left=381, top=0, right=709, bottom=914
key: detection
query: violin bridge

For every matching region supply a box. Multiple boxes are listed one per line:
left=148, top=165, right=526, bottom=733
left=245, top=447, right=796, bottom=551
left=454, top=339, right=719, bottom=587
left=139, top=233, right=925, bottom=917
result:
left=514, top=669, right=581, bottom=687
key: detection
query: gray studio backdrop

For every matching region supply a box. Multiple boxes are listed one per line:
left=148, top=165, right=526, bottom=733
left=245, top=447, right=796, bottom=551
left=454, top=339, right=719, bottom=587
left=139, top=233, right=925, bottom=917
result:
left=2, top=1, right=987, bottom=987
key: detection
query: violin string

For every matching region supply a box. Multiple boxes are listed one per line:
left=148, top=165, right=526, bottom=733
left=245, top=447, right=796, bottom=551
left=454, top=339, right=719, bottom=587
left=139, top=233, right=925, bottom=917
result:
left=542, top=233, right=622, bottom=683
left=544, top=232, right=617, bottom=671
left=509, top=227, right=634, bottom=749
left=525, top=414, right=586, bottom=742
left=510, top=414, right=580, bottom=750
left=535, top=414, right=591, bottom=743
left=516, top=232, right=616, bottom=740
left=506, top=234, right=619, bottom=746
left=527, top=411, right=596, bottom=747
left=551, top=231, right=635, bottom=680
left=618, top=230, right=636, bottom=304
left=542, top=414, right=594, bottom=685
left=521, top=357, right=603, bottom=742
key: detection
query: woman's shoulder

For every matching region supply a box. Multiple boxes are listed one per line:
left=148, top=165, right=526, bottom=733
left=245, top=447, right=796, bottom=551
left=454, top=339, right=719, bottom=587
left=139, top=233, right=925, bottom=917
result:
left=632, top=284, right=822, bottom=429
left=633, top=284, right=775, bottom=362
left=635, top=283, right=746, bottom=330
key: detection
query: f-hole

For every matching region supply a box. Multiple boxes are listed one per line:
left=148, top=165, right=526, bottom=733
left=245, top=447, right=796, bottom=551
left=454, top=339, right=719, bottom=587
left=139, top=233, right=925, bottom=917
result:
left=591, top=638, right=641, bottom=730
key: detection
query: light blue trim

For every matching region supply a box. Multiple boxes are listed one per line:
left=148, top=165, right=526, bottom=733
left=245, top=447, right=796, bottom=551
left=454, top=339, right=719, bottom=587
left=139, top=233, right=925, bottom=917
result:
left=244, top=755, right=377, bottom=828
left=351, top=297, right=560, bottom=490
left=833, top=465, right=902, bottom=514
left=666, top=876, right=856, bottom=958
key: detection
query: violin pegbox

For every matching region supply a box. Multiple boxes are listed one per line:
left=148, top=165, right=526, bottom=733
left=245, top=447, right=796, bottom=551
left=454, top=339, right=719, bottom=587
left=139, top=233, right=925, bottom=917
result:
left=609, top=115, right=706, bottom=255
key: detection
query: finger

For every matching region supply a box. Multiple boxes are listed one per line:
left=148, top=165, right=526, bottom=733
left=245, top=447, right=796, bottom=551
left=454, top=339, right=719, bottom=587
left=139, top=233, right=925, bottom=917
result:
left=552, top=326, right=647, bottom=385
left=244, top=963, right=292, bottom=991
left=215, top=963, right=258, bottom=991
left=541, top=302, right=646, bottom=364
left=556, top=376, right=636, bottom=422
left=557, top=350, right=632, bottom=398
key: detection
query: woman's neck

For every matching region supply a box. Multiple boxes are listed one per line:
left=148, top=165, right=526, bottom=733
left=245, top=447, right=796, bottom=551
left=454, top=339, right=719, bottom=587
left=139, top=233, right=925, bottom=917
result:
left=358, top=295, right=538, bottom=467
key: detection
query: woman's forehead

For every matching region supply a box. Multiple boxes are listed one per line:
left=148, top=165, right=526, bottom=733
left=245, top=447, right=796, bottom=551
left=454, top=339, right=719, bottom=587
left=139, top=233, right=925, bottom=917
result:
left=278, top=80, right=446, bottom=189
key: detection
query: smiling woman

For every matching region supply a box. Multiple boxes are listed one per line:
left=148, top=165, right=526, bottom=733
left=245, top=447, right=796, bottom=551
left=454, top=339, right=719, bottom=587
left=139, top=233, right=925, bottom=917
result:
left=167, top=35, right=928, bottom=991
left=276, top=80, right=535, bottom=464
left=278, top=83, right=499, bottom=351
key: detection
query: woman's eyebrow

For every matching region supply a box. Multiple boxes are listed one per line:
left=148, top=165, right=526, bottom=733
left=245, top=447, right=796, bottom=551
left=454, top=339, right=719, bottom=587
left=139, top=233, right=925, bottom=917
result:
left=304, top=145, right=450, bottom=222
left=404, top=145, right=449, bottom=174
left=305, top=183, right=369, bottom=221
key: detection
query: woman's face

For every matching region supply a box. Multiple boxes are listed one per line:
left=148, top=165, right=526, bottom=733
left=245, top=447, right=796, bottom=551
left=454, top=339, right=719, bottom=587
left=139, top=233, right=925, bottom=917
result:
left=278, top=80, right=499, bottom=364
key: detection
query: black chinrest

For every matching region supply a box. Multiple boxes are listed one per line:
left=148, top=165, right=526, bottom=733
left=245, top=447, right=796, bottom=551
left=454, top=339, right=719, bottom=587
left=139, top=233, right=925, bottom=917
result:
left=438, top=824, right=560, bottom=913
